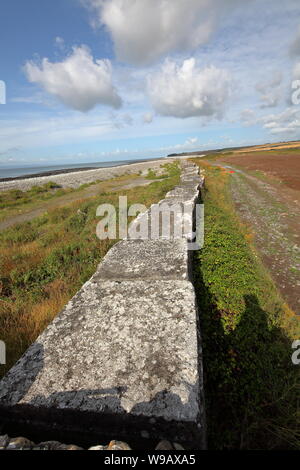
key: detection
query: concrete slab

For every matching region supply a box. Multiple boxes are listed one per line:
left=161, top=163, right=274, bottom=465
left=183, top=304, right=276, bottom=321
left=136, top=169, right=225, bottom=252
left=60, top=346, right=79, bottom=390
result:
left=127, top=201, right=195, bottom=242
left=0, top=280, right=204, bottom=445
left=0, top=159, right=206, bottom=448
left=165, top=187, right=199, bottom=204
left=95, top=239, right=191, bottom=281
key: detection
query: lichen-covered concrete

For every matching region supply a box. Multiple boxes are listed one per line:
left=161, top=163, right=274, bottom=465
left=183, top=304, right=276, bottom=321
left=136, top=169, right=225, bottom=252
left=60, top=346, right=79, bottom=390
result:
left=0, top=160, right=206, bottom=448
left=95, top=239, right=191, bottom=281
left=0, top=280, right=199, bottom=418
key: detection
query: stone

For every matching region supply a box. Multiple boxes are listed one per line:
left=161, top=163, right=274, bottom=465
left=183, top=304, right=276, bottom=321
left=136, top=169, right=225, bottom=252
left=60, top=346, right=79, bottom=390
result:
left=0, top=159, right=206, bottom=449
left=6, top=437, right=33, bottom=450
left=0, top=434, right=9, bottom=450
left=127, top=204, right=193, bottom=242
left=89, top=445, right=106, bottom=450
left=155, top=440, right=174, bottom=450
left=173, top=442, right=185, bottom=450
left=165, top=187, right=198, bottom=203
left=0, top=280, right=203, bottom=444
left=32, top=441, right=62, bottom=450
left=107, top=440, right=131, bottom=450
left=95, top=239, right=191, bottom=281
left=33, top=441, right=83, bottom=450
left=127, top=208, right=151, bottom=240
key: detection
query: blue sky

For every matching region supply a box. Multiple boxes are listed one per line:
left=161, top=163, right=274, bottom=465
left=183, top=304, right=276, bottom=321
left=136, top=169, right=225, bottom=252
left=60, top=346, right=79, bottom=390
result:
left=1, top=0, right=300, bottom=166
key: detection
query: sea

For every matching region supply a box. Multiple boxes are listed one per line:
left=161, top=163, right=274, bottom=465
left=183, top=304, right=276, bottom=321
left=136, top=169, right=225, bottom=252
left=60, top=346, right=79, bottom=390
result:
left=0, top=157, right=163, bottom=180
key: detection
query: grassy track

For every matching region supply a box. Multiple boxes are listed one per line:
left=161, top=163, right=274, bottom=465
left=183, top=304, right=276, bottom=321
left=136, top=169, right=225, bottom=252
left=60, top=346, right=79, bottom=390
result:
left=192, top=159, right=300, bottom=449
left=0, top=161, right=180, bottom=379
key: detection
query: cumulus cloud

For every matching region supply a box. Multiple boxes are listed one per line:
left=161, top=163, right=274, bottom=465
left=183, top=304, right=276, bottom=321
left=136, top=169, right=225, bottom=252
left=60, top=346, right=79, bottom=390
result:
left=241, top=107, right=300, bottom=135
left=261, top=107, right=300, bottom=134
left=24, top=45, right=122, bottom=112
left=241, top=106, right=300, bottom=137
left=83, top=0, right=247, bottom=65
left=147, top=58, right=231, bottom=119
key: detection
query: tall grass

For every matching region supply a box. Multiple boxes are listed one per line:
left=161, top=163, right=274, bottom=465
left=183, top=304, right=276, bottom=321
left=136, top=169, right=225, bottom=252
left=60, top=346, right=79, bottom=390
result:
left=0, top=162, right=180, bottom=378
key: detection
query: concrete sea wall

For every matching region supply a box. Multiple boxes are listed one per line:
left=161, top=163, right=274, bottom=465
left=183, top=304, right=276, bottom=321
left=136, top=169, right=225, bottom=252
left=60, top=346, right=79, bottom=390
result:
left=0, top=160, right=206, bottom=449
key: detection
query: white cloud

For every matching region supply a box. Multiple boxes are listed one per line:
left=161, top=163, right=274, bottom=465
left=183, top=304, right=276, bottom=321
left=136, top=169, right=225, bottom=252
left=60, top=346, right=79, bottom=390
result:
left=261, top=107, right=300, bottom=134
left=242, top=106, right=300, bottom=135
left=83, top=0, right=248, bottom=65
left=142, top=112, right=154, bottom=124
left=147, top=58, right=231, bottom=119
left=55, top=36, right=65, bottom=48
left=186, top=137, right=198, bottom=145
left=24, top=45, right=122, bottom=112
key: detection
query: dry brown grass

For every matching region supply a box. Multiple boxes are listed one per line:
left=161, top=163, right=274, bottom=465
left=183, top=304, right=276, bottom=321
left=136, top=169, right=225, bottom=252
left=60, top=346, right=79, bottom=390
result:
left=0, top=161, right=181, bottom=378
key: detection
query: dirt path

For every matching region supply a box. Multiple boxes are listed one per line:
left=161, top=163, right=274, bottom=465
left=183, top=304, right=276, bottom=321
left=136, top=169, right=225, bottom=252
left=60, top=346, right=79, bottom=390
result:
left=0, top=177, right=156, bottom=231
left=210, top=161, right=300, bottom=314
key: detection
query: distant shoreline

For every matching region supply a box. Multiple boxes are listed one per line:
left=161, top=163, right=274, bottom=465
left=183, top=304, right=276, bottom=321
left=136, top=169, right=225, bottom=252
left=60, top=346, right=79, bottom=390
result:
left=0, top=157, right=171, bottom=193
left=0, top=166, right=99, bottom=182
left=0, top=158, right=161, bottom=183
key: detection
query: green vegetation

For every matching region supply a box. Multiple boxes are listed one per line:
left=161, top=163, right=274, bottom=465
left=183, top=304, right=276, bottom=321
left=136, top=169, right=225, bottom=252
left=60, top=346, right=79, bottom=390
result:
left=192, top=159, right=300, bottom=450
left=145, top=163, right=174, bottom=180
left=0, top=161, right=180, bottom=379
left=0, top=174, right=144, bottom=224
left=0, top=182, right=66, bottom=210
left=200, top=152, right=234, bottom=161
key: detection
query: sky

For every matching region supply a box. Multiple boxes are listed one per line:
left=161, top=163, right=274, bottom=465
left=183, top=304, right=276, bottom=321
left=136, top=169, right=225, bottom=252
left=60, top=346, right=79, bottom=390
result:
left=1, top=0, right=300, bottom=166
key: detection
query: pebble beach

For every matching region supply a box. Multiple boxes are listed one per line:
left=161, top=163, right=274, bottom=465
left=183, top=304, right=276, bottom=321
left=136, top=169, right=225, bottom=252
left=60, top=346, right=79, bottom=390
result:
left=0, top=158, right=174, bottom=192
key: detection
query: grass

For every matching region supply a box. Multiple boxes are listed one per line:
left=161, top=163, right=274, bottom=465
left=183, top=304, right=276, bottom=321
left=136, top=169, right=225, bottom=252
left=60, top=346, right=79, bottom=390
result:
left=0, top=182, right=69, bottom=211
left=0, top=174, right=143, bottom=223
left=145, top=163, right=172, bottom=180
left=191, top=159, right=300, bottom=450
left=0, top=161, right=180, bottom=379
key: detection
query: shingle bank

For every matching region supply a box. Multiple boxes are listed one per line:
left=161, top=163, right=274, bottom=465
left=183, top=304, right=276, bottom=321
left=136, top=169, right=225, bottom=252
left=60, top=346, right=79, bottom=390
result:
left=0, top=160, right=206, bottom=449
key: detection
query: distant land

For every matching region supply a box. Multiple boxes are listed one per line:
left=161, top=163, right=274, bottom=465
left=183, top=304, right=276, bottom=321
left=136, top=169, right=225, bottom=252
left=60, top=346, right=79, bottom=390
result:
left=167, top=139, right=300, bottom=157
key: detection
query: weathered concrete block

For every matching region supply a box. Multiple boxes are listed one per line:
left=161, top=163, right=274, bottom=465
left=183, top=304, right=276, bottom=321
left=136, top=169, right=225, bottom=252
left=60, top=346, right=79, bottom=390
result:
left=183, top=169, right=198, bottom=176
left=165, top=187, right=199, bottom=204
left=127, top=201, right=195, bottom=241
left=0, top=159, right=206, bottom=448
left=180, top=175, right=200, bottom=184
left=0, top=280, right=205, bottom=446
left=95, top=239, right=191, bottom=281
